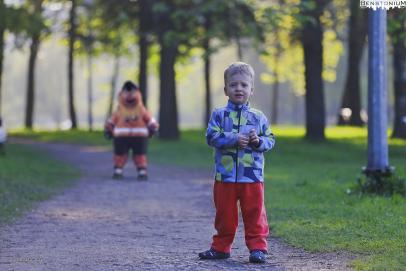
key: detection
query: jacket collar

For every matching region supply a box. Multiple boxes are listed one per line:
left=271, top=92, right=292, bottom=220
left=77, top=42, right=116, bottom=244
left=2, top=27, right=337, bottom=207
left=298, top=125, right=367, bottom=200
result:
left=226, top=100, right=250, bottom=111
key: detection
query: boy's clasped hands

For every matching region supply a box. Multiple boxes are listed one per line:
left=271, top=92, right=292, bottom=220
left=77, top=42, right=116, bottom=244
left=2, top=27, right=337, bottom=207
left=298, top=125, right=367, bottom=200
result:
left=237, top=129, right=260, bottom=149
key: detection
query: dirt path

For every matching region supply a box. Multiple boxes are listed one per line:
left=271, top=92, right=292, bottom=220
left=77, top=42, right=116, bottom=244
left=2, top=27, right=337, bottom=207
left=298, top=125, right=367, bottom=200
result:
left=0, top=142, right=353, bottom=270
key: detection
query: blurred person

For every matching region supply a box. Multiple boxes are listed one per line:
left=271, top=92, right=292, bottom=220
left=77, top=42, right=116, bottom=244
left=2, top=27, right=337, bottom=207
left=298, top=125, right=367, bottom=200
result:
left=199, top=62, right=275, bottom=263
left=104, top=81, right=158, bottom=180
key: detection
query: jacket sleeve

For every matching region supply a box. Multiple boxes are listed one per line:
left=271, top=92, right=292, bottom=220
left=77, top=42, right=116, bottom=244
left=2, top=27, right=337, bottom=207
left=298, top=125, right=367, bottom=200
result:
left=251, top=113, right=275, bottom=153
left=206, top=109, right=238, bottom=149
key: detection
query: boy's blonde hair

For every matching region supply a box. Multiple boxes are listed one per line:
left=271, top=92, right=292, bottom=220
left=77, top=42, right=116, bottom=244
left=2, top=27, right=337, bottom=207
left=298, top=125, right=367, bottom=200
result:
left=224, top=62, right=255, bottom=86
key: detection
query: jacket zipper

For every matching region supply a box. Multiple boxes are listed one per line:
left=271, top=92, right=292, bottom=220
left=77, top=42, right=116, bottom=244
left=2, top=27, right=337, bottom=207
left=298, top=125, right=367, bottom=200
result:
left=235, top=108, right=242, bottom=183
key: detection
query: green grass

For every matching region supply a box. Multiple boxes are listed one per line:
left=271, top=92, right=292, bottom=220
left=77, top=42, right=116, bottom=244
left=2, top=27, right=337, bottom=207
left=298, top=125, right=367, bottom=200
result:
left=0, top=144, right=79, bottom=225
left=9, top=127, right=406, bottom=270
left=11, top=129, right=109, bottom=146
left=266, top=127, right=406, bottom=271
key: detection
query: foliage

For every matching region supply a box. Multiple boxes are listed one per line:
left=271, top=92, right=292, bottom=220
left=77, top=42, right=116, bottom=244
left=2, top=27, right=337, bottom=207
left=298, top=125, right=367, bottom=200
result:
left=0, top=143, right=78, bottom=225
left=258, top=0, right=345, bottom=96
left=76, top=0, right=137, bottom=58
left=196, top=0, right=264, bottom=50
left=351, top=171, right=406, bottom=197
left=150, top=0, right=263, bottom=59
left=388, top=9, right=406, bottom=44
left=1, top=1, right=48, bottom=42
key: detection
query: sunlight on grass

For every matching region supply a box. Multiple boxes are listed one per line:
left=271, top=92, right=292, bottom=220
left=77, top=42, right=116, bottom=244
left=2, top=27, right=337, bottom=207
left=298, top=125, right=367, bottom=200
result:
left=325, top=126, right=367, bottom=139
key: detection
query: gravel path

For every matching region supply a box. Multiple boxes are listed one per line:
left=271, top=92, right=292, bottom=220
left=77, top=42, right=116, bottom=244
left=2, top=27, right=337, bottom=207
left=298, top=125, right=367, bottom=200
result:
left=0, top=142, right=353, bottom=270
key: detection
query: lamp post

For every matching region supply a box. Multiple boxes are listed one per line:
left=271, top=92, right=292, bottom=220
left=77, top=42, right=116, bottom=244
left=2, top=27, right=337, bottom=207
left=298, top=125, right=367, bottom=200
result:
left=364, top=8, right=393, bottom=177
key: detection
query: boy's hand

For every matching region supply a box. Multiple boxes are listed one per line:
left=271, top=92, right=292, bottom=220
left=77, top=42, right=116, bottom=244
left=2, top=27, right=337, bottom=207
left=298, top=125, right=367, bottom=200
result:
left=237, top=133, right=249, bottom=149
left=249, top=129, right=260, bottom=147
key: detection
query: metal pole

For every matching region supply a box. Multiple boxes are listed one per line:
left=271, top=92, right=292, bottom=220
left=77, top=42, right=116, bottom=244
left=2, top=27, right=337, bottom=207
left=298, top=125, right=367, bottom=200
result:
left=365, top=8, right=391, bottom=175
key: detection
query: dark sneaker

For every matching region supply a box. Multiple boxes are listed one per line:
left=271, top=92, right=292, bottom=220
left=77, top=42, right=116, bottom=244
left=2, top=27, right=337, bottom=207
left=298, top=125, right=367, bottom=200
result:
left=112, top=168, right=123, bottom=179
left=198, top=248, right=230, bottom=260
left=137, top=169, right=148, bottom=181
left=249, top=250, right=266, bottom=263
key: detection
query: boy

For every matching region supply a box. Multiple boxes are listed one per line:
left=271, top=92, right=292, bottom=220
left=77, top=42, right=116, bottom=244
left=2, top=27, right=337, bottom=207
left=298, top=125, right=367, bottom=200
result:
left=104, top=81, right=158, bottom=180
left=199, top=62, right=275, bottom=263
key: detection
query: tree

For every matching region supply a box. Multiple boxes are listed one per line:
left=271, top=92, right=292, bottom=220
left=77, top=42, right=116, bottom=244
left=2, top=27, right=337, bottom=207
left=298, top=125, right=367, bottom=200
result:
left=76, top=0, right=97, bottom=131
left=196, top=0, right=263, bottom=126
left=389, top=10, right=406, bottom=139
left=154, top=1, right=181, bottom=139
left=259, top=2, right=291, bottom=125
left=95, top=0, right=140, bottom=118
left=138, top=0, right=153, bottom=106
left=153, top=0, right=214, bottom=139
left=97, top=0, right=156, bottom=110
left=337, top=1, right=367, bottom=126
left=67, top=0, right=78, bottom=129
left=260, top=0, right=343, bottom=128
left=24, top=0, right=47, bottom=129
left=0, top=1, right=42, bottom=121
left=300, top=0, right=332, bottom=141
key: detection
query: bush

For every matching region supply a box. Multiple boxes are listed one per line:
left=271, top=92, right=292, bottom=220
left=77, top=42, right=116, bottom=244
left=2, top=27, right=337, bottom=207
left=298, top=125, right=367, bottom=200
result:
left=351, top=169, right=406, bottom=197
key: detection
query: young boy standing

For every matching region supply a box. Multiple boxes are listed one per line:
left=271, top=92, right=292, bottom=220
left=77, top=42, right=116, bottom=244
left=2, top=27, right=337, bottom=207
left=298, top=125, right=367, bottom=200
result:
left=199, top=62, right=275, bottom=263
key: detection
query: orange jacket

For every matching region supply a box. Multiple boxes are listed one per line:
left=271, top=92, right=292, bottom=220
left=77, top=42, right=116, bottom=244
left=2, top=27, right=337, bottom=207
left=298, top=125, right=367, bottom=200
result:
left=105, top=90, right=158, bottom=138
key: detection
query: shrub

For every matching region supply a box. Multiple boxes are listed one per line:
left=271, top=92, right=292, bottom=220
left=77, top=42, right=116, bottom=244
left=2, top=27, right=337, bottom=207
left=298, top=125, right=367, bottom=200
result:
left=351, top=169, right=406, bottom=197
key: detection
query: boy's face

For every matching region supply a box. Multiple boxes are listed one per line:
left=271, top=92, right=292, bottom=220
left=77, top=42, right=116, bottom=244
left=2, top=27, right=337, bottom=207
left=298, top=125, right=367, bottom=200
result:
left=224, top=73, right=253, bottom=105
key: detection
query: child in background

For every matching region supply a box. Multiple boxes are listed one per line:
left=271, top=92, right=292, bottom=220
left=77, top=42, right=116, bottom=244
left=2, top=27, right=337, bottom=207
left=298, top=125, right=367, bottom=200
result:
left=104, top=81, right=158, bottom=180
left=199, top=62, right=275, bottom=263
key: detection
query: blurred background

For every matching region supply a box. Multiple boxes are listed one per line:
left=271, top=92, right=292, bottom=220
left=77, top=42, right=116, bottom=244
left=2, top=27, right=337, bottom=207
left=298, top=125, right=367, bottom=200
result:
left=0, top=0, right=405, bottom=140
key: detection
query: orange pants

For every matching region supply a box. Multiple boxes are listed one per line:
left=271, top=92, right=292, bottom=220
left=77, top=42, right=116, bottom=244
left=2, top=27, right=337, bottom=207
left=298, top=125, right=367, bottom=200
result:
left=211, top=182, right=269, bottom=253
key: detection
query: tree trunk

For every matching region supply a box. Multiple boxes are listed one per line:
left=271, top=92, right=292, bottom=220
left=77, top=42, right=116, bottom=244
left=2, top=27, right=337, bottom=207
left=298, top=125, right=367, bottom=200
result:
left=271, top=45, right=281, bottom=125
left=106, top=54, right=120, bottom=120
left=139, top=33, right=148, bottom=106
left=301, top=8, right=325, bottom=141
left=158, top=41, right=179, bottom=140
left=236, top=35, right=243, bottom=60
left=86, top=50, right=93, bottom=131
left=391, top=11, right=406, bottom=139
left=203, top=38, right=212, bottom=127
left=24, top=33, right=40, bottom=129
left=337, top=2, right=367, bottom=126
left=271, top=80, right=279, bottom=125
left=68, top=0, right=77, bottom=129
left=138, top=0, right=149, bottom=107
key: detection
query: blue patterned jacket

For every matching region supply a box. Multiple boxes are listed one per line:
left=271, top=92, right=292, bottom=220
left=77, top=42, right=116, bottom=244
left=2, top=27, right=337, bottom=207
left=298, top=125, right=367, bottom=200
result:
left=206, top=100, right=275, bottom=183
